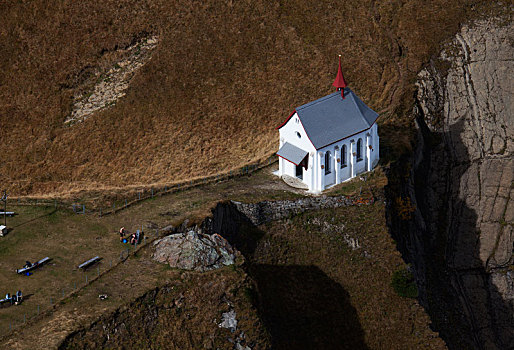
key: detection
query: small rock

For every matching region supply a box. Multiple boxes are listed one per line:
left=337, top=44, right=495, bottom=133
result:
left=218, top=310, right=237, bottom=332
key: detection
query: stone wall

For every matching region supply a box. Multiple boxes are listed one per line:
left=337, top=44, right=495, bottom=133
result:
left=230, top=196, right=355, bottom=226
left=199, top=195, right=371, bottom=257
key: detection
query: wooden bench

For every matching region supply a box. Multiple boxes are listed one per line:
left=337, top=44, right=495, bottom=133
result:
left=16, top=257, right=51, bottom=274
left=78, top=256, right=101, bottom=270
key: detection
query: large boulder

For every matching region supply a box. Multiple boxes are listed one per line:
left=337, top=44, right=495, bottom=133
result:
left=153, top=230, right=237, bottom=272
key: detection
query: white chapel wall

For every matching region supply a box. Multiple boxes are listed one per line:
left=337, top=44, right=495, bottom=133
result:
left=279, top=112, right=316, bottom=180
left=317, top=124, right=378, bottom=191
left=279, top=113, right=316, bottom=152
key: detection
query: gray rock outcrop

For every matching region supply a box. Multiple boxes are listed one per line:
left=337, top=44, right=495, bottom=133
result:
left=66, top=35, right=159, bottom=124
left=153, top=230, right=237, bottom=272
left=388, top=17, right=513, bottom=350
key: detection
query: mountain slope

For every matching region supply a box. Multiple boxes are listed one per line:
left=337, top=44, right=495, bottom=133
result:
left=0, top=0, right=503, bottom=196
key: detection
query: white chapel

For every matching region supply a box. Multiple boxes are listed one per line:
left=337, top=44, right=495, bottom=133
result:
left=276, top=57, right=379, bottom=193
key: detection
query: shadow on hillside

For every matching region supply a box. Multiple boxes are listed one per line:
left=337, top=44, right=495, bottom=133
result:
left=386, top=114, right=514, bottom=349
left=251, top=264, right=368, bottom=350
left=208, top=202, right=368, bottom=349
left=11, top=208, right=57, bottom=229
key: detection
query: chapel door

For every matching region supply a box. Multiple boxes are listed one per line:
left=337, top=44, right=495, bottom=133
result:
left=295, top=164, right=303, bottom=179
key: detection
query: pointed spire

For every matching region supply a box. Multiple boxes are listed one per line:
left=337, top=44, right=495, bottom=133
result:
left=332, top=55, right=348, bottom=99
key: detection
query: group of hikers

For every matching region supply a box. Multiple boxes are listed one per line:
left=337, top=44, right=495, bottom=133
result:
left=3, top=227, right=140, bottom=308
left=118, top=227, right=141, bottom=245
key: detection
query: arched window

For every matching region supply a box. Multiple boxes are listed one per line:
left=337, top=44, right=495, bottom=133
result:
left=357, top=138, right=363, bottom=161
left=341, top=145, right=347, bottom=167
left=324, top=151, right=331, bottom=174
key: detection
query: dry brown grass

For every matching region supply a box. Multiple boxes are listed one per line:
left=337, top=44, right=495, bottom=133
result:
left=0, top=0, right=505, bottom=196
left=0, top=168, right=295, bottom=348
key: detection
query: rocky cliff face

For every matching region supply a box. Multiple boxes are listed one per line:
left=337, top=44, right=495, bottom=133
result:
left=387, top=17, right=513, bottom=350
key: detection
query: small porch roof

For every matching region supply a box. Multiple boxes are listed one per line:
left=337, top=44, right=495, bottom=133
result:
left=277, top=142, right=308, bottom=165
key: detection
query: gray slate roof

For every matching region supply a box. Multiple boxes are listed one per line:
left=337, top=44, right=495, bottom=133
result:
left=276, top=142, right=308, bottom=165
left=294, top=88, right=378, bottom=149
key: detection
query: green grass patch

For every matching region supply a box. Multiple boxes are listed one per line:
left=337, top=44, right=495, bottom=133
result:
left=391, top=267, right=419, bottom=298
left=242, top=286, right=258, bottom=305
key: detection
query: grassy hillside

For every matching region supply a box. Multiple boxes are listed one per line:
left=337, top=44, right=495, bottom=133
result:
left=0, top=166, right=445, bottom=348
left=251, top=203, right=446, bottom=349
left=0, top=0, right=502, bottom=196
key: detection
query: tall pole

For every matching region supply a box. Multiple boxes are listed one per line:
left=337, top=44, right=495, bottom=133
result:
left=2, top=191, right=6, bottom=227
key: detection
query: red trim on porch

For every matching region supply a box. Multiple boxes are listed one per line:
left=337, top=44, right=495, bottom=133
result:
left=277, top=154, right=309, bottom=168
left=277, top=154, right=300, bottom=166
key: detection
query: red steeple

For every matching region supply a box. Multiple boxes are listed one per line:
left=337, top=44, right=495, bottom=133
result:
left=332, top=55, right=348, bottom=99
